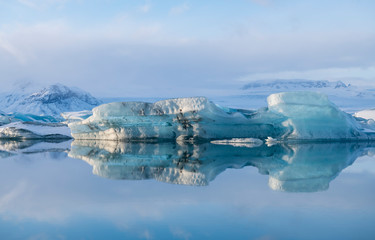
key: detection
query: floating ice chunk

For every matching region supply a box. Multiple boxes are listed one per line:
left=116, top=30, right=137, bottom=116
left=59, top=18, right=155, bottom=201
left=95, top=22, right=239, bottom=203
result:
left=61, top=110, right=93, bottom=123
left=0, top=122, right=72, bottom=140
left=0, top=111, right=58, bottom=126
left=353, top=109, right=375, bottom=133
left=68, top=93, right=375, bottom=142
left=69, top=97, right=281, bottom=141
left=354, top=109, right=375, bottom=121
left=0, top=111, right=12, bottom=126
left=210, top=138, right=263, bottom=148
left=267, top=92, right=371, bottom=140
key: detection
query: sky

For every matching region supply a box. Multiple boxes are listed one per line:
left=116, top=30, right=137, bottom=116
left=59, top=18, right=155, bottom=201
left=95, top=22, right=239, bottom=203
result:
left=0, top=0, right=374, bottom=97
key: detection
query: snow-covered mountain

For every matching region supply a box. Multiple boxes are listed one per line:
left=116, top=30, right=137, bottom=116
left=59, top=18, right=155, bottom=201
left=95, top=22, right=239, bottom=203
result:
left=242, top=79, right=350, bottom=91
left=0, top=83, right=102, bottom=118
left=241, top=79, right=375, bottom=98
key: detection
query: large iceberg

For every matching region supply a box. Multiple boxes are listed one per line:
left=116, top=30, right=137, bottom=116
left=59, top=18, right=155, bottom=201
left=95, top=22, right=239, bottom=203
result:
left=68, top=92, right=375, bottom=142
left=69, top=97, right=282, bottom=141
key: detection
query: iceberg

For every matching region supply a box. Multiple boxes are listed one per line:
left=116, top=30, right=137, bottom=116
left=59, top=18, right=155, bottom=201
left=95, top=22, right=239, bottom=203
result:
left=0, top=110, right=12, bottom=126
left=61, top=110, right=93, bottom=123
left=68, top=92, right=375, bottom=142
left=355, top=108, right=375, bottom=121
left=0, top=111, right=59, bottom=126
left=354, top=109, right=375, bottom=133
left=69, top=97, right=283, bottom=141
left=0, top=121, right=72, bottom=140
left=266, top=92, right=373, bottom=140
left=68, top=140, right=375, bottom=191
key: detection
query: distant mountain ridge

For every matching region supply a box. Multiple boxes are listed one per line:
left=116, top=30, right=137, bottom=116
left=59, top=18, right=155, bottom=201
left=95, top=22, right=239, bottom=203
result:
left=242, top=79, right=350, bottom=90
left=240, top=79, right=375, bottom=99
left=0, top=83, right=102, bottom=117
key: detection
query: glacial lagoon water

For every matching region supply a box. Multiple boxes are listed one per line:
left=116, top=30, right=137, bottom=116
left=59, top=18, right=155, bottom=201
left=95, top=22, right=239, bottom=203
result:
left=0, top=140, right=375, bottom=239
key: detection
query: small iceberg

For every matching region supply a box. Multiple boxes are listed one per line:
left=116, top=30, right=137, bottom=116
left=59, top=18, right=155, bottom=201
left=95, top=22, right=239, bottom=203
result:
left=0, top=121, right=72, bottom=140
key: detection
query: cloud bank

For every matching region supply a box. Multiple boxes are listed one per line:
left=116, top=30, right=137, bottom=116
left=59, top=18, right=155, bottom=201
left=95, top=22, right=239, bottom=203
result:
left=0, top=0, right=374, bottom=97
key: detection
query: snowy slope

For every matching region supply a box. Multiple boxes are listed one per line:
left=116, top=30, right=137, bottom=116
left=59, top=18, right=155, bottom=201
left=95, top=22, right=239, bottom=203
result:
left=355, top=109, right=375, bottom=121
left=0, top=82, right=102, bottom=118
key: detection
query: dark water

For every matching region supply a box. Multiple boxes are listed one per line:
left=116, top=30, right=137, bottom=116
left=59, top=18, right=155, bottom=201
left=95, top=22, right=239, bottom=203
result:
left=0, top=140, right=374, bottom=239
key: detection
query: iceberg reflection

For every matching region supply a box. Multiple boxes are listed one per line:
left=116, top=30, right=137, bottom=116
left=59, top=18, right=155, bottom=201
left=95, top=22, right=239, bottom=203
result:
left=0, top=139, right=71, bottom=158
left=69, top=140, right=375, bottom=192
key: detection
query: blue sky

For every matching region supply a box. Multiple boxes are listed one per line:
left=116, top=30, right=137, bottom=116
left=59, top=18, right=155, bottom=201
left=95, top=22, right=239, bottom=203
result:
left=0, top=0, right=374, bottom=97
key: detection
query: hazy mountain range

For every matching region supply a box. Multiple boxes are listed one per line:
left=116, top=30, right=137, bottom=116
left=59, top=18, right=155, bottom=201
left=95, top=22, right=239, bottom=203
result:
left=0, top=80, right=374, bottom=118
left=241, top=79, right=375, bottom=97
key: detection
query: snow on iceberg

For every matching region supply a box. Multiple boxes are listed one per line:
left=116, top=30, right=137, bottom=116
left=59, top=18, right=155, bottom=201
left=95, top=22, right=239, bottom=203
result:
left=354, top=109, right=375, bottom=133
left=68, top=92, right=375, bottom=142
left=0, top=121, right=72, bottom=140
left=355, top=108, right=375, bottom=121
left=61, top=110, right=93, bottom=123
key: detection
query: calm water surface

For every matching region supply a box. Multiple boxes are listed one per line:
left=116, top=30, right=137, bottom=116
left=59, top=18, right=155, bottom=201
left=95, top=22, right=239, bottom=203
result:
left=0, top=140, right=374, bottom=240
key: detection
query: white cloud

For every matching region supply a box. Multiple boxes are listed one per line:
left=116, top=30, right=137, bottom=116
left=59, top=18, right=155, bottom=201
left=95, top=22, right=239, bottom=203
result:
left=0, top=35, right=27, bottom=64
left=170, top=3, right=190, bottom=15
left=17, top=0, right=38, bottom=9
left=0, top=16, right=374, bottom=97
left=170, top=227, right=192, bottom=240
left=237, top=67, right=375, bottom=87
left=139, top=3, right=152, bottom=13
left=140, top=229, right=153, bottom=240
left=17, top=0, right=68, bottom=10
left=250, top=0, right=272, bottom=7
left=0, top=181, right=28, bottom=209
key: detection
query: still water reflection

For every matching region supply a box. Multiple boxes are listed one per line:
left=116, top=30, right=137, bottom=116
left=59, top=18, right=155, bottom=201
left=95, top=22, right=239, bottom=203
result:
left=69, top=140, right=374, bottom=192
left=0, top=139, right=374, bottom=239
